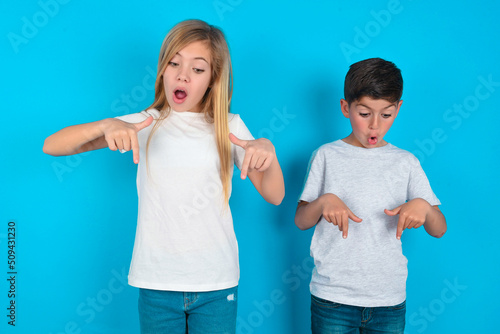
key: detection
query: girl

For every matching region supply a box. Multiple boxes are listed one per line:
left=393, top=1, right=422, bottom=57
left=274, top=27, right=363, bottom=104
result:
left=43, top=19, right=284, bottom=333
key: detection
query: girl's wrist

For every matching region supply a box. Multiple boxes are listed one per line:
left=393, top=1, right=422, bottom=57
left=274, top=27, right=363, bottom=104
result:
left=99, top=118, right=114, bottom=134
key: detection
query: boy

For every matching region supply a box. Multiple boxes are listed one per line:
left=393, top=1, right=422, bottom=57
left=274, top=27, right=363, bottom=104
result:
left=295, top=58, right=446, bottom=333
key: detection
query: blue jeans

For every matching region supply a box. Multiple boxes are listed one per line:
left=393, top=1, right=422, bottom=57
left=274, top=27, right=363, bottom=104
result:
left=311, top=294, right=406, bottom=334
left=138, top=286, right=238, bottom=334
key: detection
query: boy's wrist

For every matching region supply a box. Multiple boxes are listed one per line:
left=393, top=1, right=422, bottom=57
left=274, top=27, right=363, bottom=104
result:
left=318, top=193, right=335, bottom=207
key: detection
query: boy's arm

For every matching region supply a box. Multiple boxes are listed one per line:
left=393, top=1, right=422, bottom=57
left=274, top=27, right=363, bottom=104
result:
left=295, top=199, right=323, bottom=231
left=385, top=198, right=447, bottom=239
left=295, top=194, right=362, bottom=238
left=423, top=205, right=446, bottom=238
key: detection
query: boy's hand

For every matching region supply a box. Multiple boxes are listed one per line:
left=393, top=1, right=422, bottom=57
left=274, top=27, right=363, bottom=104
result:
left=229, top=133, right=276, bottom=179
left=320, top=193, right=362, bottom=239
left=384, top=198, right=432, bottom=240
left=102, top=116, right=153, bottom=164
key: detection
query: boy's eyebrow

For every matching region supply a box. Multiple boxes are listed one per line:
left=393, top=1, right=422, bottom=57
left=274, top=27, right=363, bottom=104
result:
left=357, top=102, right=398, bottom=110
left=175, top=52, right=209, bottom=64
left=382, top=103, right=398, bottom=110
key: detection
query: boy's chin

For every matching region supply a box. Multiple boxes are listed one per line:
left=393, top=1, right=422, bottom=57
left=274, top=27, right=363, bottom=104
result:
left=367, top=139, right=387, bottom=148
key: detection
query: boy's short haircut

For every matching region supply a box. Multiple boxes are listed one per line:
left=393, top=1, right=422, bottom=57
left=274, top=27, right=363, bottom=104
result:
left=344, top=58, right=403, bottom=104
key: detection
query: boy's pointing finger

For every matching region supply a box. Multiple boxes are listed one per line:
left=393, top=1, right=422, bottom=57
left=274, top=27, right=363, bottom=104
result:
left=342, top=220, right=348, bottom=239
left=396, top=219, right=406, bottom=240
left=348, top=210, right=362, bottom=223
left=384, top=205, right=402, bottom=216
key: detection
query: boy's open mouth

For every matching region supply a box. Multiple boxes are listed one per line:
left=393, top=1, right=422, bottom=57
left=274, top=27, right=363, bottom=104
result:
left=368, top=136, right=378, bottom=145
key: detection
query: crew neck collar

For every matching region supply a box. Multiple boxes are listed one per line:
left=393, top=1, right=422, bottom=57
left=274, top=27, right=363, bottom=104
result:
left=337, top=139, right=393, bottom=151
left=170, top=109, right=206, bottom=117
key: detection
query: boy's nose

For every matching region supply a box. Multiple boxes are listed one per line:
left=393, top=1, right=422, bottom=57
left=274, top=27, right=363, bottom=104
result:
left=369, top=118, right=379, bottom=129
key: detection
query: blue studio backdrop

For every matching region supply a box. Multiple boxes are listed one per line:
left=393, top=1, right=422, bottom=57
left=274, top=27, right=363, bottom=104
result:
left=1, top=1, right=499, bottom=333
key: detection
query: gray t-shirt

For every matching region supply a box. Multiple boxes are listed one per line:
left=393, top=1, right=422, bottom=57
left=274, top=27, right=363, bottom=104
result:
left=299, top=140, right=440, bottom=307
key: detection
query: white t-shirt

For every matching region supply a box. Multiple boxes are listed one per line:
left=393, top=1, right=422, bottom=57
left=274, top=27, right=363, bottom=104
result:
left=299, top=140, right=440, bottom=307
left=117, top=108, right=253, bottom=291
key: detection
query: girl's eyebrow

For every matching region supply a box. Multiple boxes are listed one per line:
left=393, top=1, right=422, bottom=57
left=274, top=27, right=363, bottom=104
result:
left=195, top=57, right=209, bottom=64
left=175, top=52, right=209, bottom=64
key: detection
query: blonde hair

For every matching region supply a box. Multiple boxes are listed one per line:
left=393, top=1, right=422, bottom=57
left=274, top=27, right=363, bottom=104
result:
left=146, top=19, right=233, bottom=205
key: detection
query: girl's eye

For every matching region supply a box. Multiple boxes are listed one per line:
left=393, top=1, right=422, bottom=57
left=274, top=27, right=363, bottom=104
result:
left=193, top=68, right=205, bottom=74
left=168, top=61, right=179, bottom=67
left=382, top=114, right=392, bottom=118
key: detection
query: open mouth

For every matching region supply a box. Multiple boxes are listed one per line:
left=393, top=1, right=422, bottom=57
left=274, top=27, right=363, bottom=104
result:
left=173, top=89, right=187, bottom=103
left=368, top=136, right=378, bottom=145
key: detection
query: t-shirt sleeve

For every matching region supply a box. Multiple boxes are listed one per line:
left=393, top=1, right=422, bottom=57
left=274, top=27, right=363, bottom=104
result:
left=115, top=109, right=159, bottom=123
left=114, top=109, right=159, bottom=153
left=298, top=148, right=325, bottom=203
left=230, top=114, right=254, bottom=170
left=407, top=155, right=441, bottom=206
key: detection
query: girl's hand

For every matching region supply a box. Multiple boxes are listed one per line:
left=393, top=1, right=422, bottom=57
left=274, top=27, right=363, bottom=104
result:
left=384, top=198, right=432, bottom=239
left=320, top=193, right=362, bottom=239
left=229, top=133, right=275, bottom=179
left=102, top=116, right=153, bottom=164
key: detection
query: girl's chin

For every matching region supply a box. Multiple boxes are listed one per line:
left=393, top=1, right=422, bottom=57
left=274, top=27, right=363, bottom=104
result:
left=165, top=100, right=202, bottom=112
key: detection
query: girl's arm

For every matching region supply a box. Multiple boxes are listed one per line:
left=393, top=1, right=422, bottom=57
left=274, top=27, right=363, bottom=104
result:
left=247, top=153, right=284, bottom=205
left=229, top=134, right=285, bottom=205
left=43, top=117, right=153, bottom=163
left=43, top=119, right=110, bottom=156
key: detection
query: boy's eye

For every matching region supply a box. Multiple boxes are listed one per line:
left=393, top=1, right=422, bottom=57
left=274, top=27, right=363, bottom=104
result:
left=382, top=114, right=392, bottom=118
left=359, top=113, right=370, bottom=117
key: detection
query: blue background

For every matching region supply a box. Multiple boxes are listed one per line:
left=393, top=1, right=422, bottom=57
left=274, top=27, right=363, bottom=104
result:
left=2, top=0, right=499, bottom=333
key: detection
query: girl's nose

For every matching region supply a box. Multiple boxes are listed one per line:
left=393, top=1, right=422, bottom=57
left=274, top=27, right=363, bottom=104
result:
left=177, top=67, right=189, bottom=82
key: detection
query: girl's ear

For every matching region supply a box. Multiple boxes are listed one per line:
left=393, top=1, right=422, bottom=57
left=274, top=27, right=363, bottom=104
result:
left=340, top=99, right=350, bottom=118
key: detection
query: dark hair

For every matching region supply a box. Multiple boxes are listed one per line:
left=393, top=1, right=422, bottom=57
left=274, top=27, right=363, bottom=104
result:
left=344, top=58, right=403, bottom=104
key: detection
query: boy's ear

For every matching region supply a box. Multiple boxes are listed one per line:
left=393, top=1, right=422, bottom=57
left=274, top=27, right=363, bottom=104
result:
left=340, top=99, right=350, bottom=118
left=394, top=100, right=403, bottom=118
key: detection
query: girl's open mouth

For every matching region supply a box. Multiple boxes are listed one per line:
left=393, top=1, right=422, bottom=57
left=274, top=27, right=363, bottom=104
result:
left=173, top=89, right=187, bottom=103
